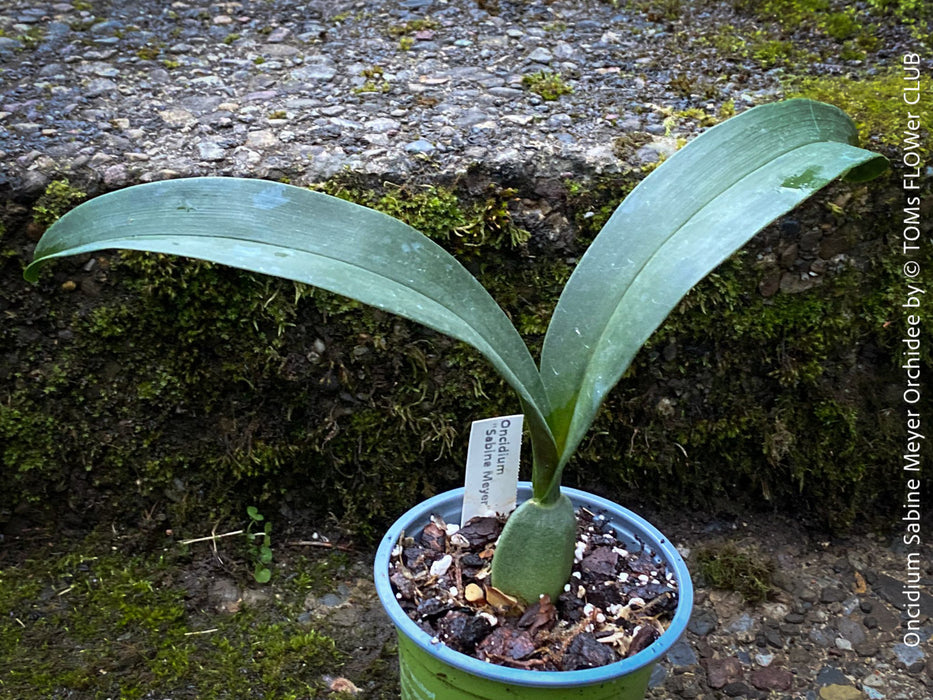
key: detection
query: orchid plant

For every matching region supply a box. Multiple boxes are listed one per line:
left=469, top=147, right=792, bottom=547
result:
left=25, top=100, right=886, bottom=605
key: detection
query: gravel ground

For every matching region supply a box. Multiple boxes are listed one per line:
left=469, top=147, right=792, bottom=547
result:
left=0, top=0, right=875, bottom=195
left=1, top=1, right=930, bottom=698
left=641, top=511, right=933, bottom=700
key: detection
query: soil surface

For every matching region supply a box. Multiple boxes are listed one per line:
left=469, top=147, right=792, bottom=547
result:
left=389, top=508, right=678, bottom=671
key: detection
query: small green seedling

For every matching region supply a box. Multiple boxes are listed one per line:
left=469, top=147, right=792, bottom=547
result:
left=25, top=99, right=886, bottom=604
left=246, top=506, right=273, bottom=584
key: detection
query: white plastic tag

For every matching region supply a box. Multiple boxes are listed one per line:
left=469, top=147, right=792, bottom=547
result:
left=461, top=414, right=524, bottom=527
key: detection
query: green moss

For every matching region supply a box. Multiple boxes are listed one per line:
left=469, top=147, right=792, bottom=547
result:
left=663, top=106, right=720, bottom=133
left=14, top=25, right=44, bottom=49
left=5, top=249, right=325, bottom=520
left=386, top=18, right=439, bottom=36
left=866, top=0, right=933, bottom=46
left=354, top=65, right=391, bottom=93
left=316, top=179, right=529, bottom=256
left=654, top=0, right=683, bottom=20
left=0, top=533, right=346, bottom=698
left=623, top=0, right=684, bottom=20
left=752, top=37, right=807, bottom=67
left=692, top=22, right=816, bottom=70
left=136, top=45, right=163, bottom=60
left=732, top=0, right=931, bottom=53
left=32, top=179, right=86, bottom=228
left=837, top=42, right=867, bottom=62
left=696, top=542, right=773, bottom=603
left=564, top=173, right=641, bottom=240
left=732, top=0, right=830, bottom=25
left=788, top=70, right=933, bottom=153
left=0, top=398, right=61, bottom=477
left=823, top=10, right=861, bottom=40
left=522, top=71, right=573, bottom=100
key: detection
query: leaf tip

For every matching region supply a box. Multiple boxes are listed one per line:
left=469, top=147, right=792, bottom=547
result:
left=23, top=259, right=43, bottom=284
left=842, top=155, right=889, bottom=184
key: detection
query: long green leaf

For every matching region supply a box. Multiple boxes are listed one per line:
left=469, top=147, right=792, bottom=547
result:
left=539, top=99, right=887, bottom=487
left=24, top=178, right=555, bottom=446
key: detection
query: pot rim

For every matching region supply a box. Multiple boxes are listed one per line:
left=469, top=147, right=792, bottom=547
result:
left=374, top=483, right=694, bottom=689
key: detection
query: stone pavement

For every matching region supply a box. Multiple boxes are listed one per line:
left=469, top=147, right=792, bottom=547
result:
left=637, top=510, right=933, bottom=699
left=2, top=0, right=795, bottom=195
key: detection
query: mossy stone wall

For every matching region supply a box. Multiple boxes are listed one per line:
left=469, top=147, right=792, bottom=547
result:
left=2, top=66, right=931, bottom=535
left=1, top=158, right=927, bottom=537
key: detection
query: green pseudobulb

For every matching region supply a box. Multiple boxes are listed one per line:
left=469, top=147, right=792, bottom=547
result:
left=490, top=494, right=577, bottom=605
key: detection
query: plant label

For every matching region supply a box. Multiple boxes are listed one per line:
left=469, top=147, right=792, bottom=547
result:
left=461, top=414, right=524, bottom=526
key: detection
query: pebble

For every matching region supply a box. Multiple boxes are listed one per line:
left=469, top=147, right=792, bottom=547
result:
left=873, top=574, right=933, bottom=617
left=758, top=624, right=783, bottom=648
left=89, top=20, right=123, bottom=36
left=749, top=666, right=793, bottom=691
left=810, top=627, right=835, bottom=648
left=821, top=586, right=848, bottom=604
left=862, top=670, right=885, bottom=688
left=289, top=59, right=337, bottom=82
left=819, top=685, right=866, bottom=700
left=755, top=651, right=774, bottom=667
left=834, top=637, right=853, bottom=651
left=84, top=78, right=119, bottom=98
left=836, top=617, right=867, bottom=645
left=207, top=578, right=241, bottom=613
left=688, top=607, right=718, bottom=635
left=527, top=47, right=553, bottom=63
left=159, top=108, right=196, bottom=127
left=667, top=639, right=698, bottom=667
left=0, top=36, right=22, bottom=53
left=817, top=666, right=852, bottom=686
left=197, top=141, right=226, bottom=161
left=405, top=139, right=436, bottom=154
left=705, top=656, right=743, bottom=689
left=854, top=640, right=880, bottom=657
left=365, top=118, right=401, bottom=133
left=893, top=642, right=925, bottom=668
left=246, top=130, right=278, bottom=148
left=726, top=612, right=758, bottom=641
left=648, top=663, right=667, bottom=688
left=102, top=163, right=128, bottom=186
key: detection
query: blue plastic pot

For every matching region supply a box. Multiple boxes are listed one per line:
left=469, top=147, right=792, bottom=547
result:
left=374, top=483, right=693, bottom=699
